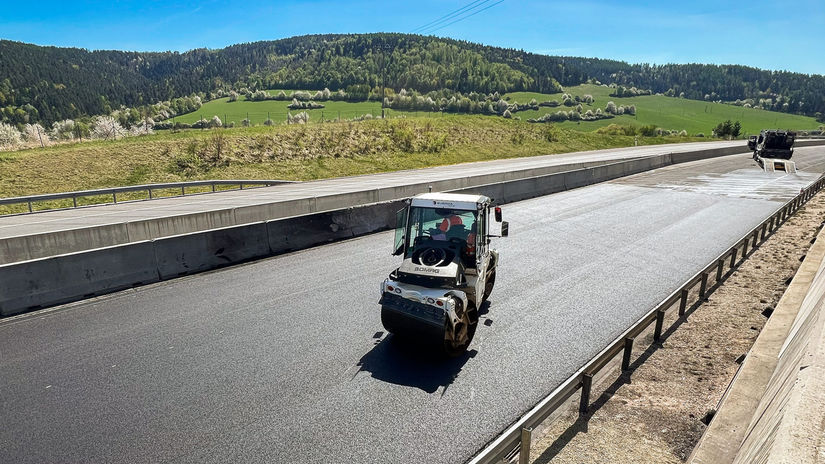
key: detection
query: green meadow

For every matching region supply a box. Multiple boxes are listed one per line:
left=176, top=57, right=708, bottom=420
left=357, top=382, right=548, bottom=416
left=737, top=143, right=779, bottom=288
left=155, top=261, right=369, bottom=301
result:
left=504, top=84, right=820, bottom=136
left=172, top=95, right=383, bottom=125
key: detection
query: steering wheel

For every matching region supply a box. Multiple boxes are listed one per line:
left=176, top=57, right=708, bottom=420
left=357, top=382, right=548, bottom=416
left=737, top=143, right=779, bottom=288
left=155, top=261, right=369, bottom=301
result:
left=418, top=247, right=448, bottom=266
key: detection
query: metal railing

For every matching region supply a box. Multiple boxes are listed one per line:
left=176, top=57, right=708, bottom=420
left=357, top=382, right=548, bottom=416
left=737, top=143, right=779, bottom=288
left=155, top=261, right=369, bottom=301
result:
left=469, top=175, right=825, bottom=464
left=0, top=179, right=296, bottom=216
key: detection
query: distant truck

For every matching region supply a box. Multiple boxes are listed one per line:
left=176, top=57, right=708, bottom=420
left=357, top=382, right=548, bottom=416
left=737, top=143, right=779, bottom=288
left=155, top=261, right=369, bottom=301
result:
left=750, top=129, right=796, bottom=160
left=749, top=129, right=797, bottom=173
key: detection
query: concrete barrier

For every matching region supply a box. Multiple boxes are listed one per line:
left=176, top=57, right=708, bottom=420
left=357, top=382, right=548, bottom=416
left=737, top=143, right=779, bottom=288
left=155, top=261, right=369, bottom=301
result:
left=1, top=222, right=131, bottom=265
left=2, top=143, right=817, bottom=316
left=266, top=200, right=405, bottom=254
left=0, top=241, right=159, bottom=317
left=153, top=222, right=271, bottom=279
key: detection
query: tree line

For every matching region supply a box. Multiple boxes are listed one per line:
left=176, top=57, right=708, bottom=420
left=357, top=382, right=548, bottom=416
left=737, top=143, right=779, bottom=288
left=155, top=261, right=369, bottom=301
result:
left=1, top=33, right=823, bottom=127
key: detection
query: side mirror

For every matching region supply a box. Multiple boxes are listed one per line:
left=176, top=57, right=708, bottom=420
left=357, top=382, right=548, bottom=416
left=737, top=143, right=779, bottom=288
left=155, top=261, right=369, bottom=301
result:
left=393, top=207, right=407, bottom=255
left=500, top=221, right=509, bottom=237
left=494, top=206, right=502, bottom=223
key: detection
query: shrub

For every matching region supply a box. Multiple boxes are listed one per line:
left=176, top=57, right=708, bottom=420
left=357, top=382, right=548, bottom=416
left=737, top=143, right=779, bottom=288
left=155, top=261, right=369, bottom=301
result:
left=208, top=116, right=222, bottom=128
left=192, top=118, right=209, bottom=129
left=502, top=109, right=512, bottom=119
left=287, top=112, right=309, bottom=124
left=264, top=118, right=274, bottom=126
left=625, top=105, right=636, bottom=115
left=24, top=123, right=50, bottom=146
left=0, top=122, right=22, bottom=149
left=292, top=90, right=312, bottom=101
left=639, top=124, right=658, bottom=137
left=596, top=124, right=637, bottom=136
left=91, top=115, right=127, bottom=139
left=249, top=90, right=269, bottom=101
left=51, top=119, right=76, bottom=140
left=228, top=91, right=239, bottom=102
left=582, top=94, right=594, bottom=104
left=605, top=101, right=617, bottom=114
left=241, top=118, right=251, bottom=127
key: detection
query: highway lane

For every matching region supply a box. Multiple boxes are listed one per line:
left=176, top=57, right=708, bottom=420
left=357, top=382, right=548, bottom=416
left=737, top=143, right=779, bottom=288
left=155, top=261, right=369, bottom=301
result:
left=1, top=147, right=823, bottom=463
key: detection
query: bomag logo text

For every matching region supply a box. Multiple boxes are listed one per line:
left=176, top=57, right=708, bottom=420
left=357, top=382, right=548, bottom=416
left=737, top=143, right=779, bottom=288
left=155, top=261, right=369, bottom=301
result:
left=414, top=267, right=440, bottom=274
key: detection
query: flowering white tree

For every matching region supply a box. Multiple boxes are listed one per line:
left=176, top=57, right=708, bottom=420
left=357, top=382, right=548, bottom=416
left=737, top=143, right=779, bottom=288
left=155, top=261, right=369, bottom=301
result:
left=605, top=101, right=617, bottom=115
left=287, top=112, right=309, bottom=124
left=91, top=115, right=127, bottom=140
left=51, top=119, right=76, bottom=140
left=24, top=123, right=50, bottom=146
left=228, top=91, right=239, bottom=102
left=209, top=116, right=222, bottom=128
left=0, top=122, right=22, bottom=150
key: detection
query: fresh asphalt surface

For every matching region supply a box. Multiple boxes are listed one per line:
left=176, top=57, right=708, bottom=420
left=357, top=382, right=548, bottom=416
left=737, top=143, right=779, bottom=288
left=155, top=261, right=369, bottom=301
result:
left=2, top=147, right=824, bottom=463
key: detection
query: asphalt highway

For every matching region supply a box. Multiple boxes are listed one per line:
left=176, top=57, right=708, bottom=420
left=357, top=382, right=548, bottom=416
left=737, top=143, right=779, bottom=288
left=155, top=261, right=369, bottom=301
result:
left=1, top=147, right=823, bottom=463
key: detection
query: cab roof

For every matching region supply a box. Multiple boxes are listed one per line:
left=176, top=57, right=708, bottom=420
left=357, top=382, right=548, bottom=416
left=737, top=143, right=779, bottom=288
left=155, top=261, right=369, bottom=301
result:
left=411, top=192, right=491, bottom=210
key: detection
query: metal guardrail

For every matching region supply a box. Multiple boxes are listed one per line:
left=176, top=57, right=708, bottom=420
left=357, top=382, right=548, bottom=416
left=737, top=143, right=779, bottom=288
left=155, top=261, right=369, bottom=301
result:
left=469, top=174, right=825, bottom=464
left=0, top=179, right=296, bottom=216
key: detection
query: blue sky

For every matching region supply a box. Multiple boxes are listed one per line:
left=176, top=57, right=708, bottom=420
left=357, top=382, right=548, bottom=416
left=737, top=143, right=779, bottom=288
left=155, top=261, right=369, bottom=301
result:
left=2, top=0, right=824, bottom=75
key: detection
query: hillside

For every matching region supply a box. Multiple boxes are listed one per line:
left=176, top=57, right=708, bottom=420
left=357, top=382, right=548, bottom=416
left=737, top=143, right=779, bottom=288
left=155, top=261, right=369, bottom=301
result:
left=0, top=117, right=702, bottom=210
left=1, top=34, right=824, bottom=126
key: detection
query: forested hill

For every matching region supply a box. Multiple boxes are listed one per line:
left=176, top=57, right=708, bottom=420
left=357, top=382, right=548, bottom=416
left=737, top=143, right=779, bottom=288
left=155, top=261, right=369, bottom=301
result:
left=1, top=33, right=824, bottom=126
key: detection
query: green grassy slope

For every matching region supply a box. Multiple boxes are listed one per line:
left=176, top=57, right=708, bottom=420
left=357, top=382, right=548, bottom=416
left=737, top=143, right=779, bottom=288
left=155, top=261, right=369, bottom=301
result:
left=172, top=96, right=383, bottom=125
left=505, top=84, right=820, bottom=135
left=0, top=116, right=701, bottom=211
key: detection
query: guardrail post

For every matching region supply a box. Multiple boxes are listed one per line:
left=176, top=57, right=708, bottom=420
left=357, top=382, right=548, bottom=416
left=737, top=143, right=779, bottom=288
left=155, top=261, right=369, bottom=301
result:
left=148, top=188, right=153, bottom=199
left=654, top=309, right=665, bottom=342
left=27, top=200, right=32, bottom=213
left=679, top=288, right=689, bottom=316
left=742, top=237, right=749, bottom=256
left=622, top=337, right=634, bottom=371
left=760, top=223, right=767, bottom=241
left=211, top=183, right=216, bottom=192
left=519, top=427, right=533, bottom=464
left=716, top=259, right=724, bottom=282
left=72, top=195, right=77, bottom=208
left=699, top=273, right=709, bottom=300
left=181, top=186, right=185, bottom=196
left=751, top=231, right=759, bottom=248
left=730, top=247, right=738, bottom=269
left=113, top=192, right=117, bottom=204
left=579, top=374, right=593, bottom=413
left=240, top=183, right=244, bottom=190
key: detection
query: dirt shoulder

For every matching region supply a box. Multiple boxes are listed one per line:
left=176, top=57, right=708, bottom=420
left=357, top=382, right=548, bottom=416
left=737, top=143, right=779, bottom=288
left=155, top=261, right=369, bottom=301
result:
left=529, top=192, right=825, bottom=463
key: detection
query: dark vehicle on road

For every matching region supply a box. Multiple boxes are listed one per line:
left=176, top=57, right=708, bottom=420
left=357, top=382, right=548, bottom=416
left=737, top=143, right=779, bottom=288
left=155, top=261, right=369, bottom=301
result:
left=751, top=129, right=796, bottom=161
